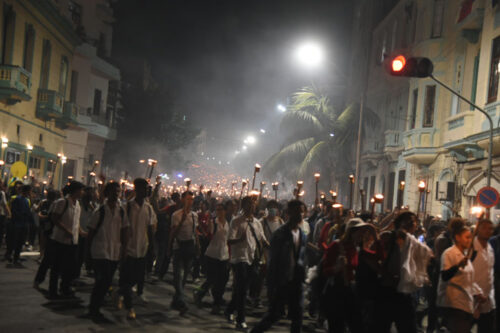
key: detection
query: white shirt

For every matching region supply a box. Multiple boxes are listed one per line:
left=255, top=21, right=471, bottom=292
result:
left=126, top=200, right=157, bottom=258
left=472, top=237, right=496, bottom=313
left=171, top=209, right=197, bottom=249
left=88, top=202, right=129, bottom=261
left=205, top=218, right=229, bottom=261
left=228, top=214, right=267, bottom=265
left=292, top=228, right=301, bottom=251
left=260, top=217, right=283, bottom=241
left=299, top=220, right=310, bottom=236
left=50, top=197, right=81, bottom=245
left=437, top=245, right=483, bottom=314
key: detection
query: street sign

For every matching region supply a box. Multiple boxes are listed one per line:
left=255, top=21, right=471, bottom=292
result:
left=476, top=186, right=500, bottom=208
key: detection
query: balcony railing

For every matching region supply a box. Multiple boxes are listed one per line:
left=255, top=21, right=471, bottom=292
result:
left=0, top=65, right=32, bottom=104
left=402, top=128, right=439, bottom=165
left=384, top=130, right=402, bottom=148
left=56, top=102, right=79, bottom=128
left=36, top=89, right=64, bottom=121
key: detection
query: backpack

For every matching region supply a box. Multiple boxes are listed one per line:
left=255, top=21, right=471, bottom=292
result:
left=379, top=230, right=402, bottom=289
left=46, top=199, right=69, bottom=233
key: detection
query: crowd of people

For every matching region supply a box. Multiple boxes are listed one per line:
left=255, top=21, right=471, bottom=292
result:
left=0, top=177, right=499, bottom=333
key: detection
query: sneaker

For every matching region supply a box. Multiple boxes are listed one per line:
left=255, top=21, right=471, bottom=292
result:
left=224, top=310, right=235, bottom=323
left=127, top=308, right=136, bottom=320
left=235, top=322, right=248, bottom=331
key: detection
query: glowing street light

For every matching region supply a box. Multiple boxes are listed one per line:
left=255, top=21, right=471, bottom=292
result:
left=277, top=104, right=287, bottom=113
left=246, top=136, right=256, bottom=145
left=295, top=41, right=324, bottom=69
left=260, top=129, right=266, bottom=134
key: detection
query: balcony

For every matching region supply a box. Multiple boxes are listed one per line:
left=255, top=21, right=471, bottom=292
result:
left=56, top=102, right=78, bottom=128
left=402, top=128, right=439, bottom=165
left=35, top=89, right=64, bottom=121
left=0, top=65, right=32, bottom=104
left=384, top=130, right=403, bottom=161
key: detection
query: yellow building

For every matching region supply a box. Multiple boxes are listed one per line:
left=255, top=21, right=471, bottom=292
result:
left=355, top=0, right=500, bottom=222
left=0, top=0, right=79, bottom=187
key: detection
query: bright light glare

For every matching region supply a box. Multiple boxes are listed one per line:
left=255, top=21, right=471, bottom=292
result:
left=296, top=42, right=324, bottom=69
left=177, top=173, right=183, bottom=178
left=246, top=136, right=256, bottom=144
left=329, top=133, right=334, bottom=137
left=277, top=104, right=287, bottom=112
left=392, top=55, right=406, bottom=72
left=260, top=129, right=266, bottom=134
left=242, top=145, right=248, bottom=151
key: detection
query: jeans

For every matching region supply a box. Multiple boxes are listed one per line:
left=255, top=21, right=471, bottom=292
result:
left=172, top=240, right=195, bottom=308
left=0, top=215, right=6, bottom=247
left=198, top=256, right=229, bottom=305
left=374, top=287, right=417, bottom=333
left=34, top=238, right=55, bottom=284
left=251, top=278, right=303, bottom=333
left=119, top=256, right=146, bottom=309
left=5, top=225, right=27, bottom=262
left=443, top=308, right=473, bottom=333
left=323, top=284, right=363, bottom=333
left=89, top=259, right=118, bottom=314
left=226, top=262, right=251, bottom=324
left=49, top=241, right=77, bottom=296
left=475, top=310, right=496, bottom=333
left=76, top=236, right=90, bottom=277
left=155, top=236, right=170, bottom=278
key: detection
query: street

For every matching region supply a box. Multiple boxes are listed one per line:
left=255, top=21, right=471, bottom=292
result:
left=0, top=250, right=316, bottom=333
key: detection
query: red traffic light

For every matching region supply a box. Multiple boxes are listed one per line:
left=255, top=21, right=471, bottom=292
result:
left=386, top=55, right=433, bottom=78
left=392, top=55, right=406, bottom=72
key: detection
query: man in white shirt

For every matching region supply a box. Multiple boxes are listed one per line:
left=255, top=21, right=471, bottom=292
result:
left=117, top=178, right=157, bottom=319
left=48, top=181, right=84, bottom=299
left=168, top=191, right=198, bottom=314
left=472, top=219, right=496, bottom=333
left=225, top=196, right=267, bottom=330
left=87, top=182, right=129, bottom=320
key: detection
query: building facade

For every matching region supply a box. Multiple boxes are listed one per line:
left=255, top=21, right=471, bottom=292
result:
left=0, top=0, right=79, bottom=187
left=352, top=0, right=500, bottom=222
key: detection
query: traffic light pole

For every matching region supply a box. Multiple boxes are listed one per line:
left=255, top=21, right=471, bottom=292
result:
left=430, top=74, right=494, bottom=214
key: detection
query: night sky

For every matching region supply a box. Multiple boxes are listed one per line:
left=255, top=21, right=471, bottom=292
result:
left=112, top=0, right=354, bottom=172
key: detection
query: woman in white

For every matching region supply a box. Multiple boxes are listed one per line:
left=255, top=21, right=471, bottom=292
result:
left=194, top=203, right=230, bottom=313
left=437, top=218, right=485, bottom=333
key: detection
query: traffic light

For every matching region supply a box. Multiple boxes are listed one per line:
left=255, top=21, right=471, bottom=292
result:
left=386, top=55, right=434, bottom=78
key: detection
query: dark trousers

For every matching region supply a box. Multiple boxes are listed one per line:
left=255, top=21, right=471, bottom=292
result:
left=443, top=308, right=473, bottom=333
left=155, top=236, right=170, bottom=278
left=5, top=225, right=27, bottom=262
left=28, top=222, right=38, bottom=246
left=198, top=256, right=229, bottom=305
left=119, top=256, right=146, bottom=309
left=251, top=279, right=303, bottom=333
left=172, top=241, right=195, bottom=308
left=89, top=259, right=118, bottom=314
left=34, top=238, right=55, bottom=284
left=226, top=262, right=251, bottom=324
left=0, top=215, right=6, bottom=247
left=323, top=284, right=363, bottom=333
left=475, top=310, right=496, bottom=333
left=76, top=236, right=90, bottom=277
left=374, top=287, right=417, bottom=333
left=49, top=241, right=77, bottom=296
left=249, top=263, right=266, bottom=302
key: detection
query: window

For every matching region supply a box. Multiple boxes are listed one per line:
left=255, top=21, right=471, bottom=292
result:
left=68, top=1, right=82, bottom=26
left=1, top=5, right=15, bottom=64
left=16, top=124, right=20, bottom=135
left=5, top=151, right=20, bottom=164
left=40, top=40, right=51, bottom=89
left=39, top=133, right=43, bottom=142
left=28, top=156, right=41, bottom=169
left=487, top=37, right=500, bottom=103
left=59, top=56, right=69, bottom=96
left=69, top=70, right=78, bottom=102
left=22, top=24, right=35, bottom=72
left=470, top=53, right=479, bottom=109
left=410, top=89, right=418, bottom=129
left=423, top=85, right=436, bottom=127
left=93, top=89, right=102, bottom=115
left=431, top=0, right=445, bottom=38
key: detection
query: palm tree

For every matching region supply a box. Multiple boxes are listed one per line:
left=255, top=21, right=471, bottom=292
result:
left=264, top=86, right=379, bottom=183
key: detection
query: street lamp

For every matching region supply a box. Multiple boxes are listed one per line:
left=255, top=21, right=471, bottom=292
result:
left=295, top=42, right=324, bottom=69
left=277, top=104, right=287, bottom=113
left=296, top=180, right=304, bottom=200
left=371, top=193, right=384, bottom=220
left=314, top=172, right=321, bottom=206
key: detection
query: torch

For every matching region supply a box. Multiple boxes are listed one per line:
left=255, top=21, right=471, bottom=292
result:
left=259, top=181, right=266, bottom=201
left=348, top=174, right=355, bottom=210
left=330, top=190, right=338, bottom=204
left=0, top=160, right=4, bottom=185
left=314, top=172, right=320, bottom=207
left=240, top=179, right=248, bottom=201
left=371, top=193, right=384, bottom=221
left=417, top=180, right=426, bottom=219
left=272, top=182, right=279, bottom=201
left=87, top=160, right=100, bottom=186
left=249, top=163, right=261, bottom=194
left=397, top=181, right=405, bottom=208
left=147, top=159, right=157, bottom=180
left=185, top=178, right=192, bottom=190
left=296, top=180, right=304, bottom=200
left=231, top=180, right=237, bottom=197
left=359, top=189, right=366, bottom=212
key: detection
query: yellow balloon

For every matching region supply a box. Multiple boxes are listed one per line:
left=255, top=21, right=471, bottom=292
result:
left=10, top=161, right=27, bottom=178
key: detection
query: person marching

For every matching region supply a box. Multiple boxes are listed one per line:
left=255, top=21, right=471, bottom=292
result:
left=87, top=182, right=128, bottom=320
left=117, top=178, right=157, bottom=319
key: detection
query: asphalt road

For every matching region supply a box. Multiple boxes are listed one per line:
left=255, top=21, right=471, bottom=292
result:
left=0, top=249, right=319, bottom=333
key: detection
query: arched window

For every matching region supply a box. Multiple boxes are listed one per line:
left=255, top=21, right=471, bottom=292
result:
left=1, top=5, right=16, bottom=64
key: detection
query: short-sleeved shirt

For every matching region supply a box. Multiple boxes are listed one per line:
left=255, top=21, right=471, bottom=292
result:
left=50, top=198, right=81, bottom=245
left=472, top=238, right=496, bottom=313
left=228, top=214, right=266, bottom=265
left=205, top=218, right=229, bottom=261
left=171, top=209, right=198, bottom=249
left=437, top=245, right=483, bottom=314
left=126, top=200, right=157, bottom=258
left=88, top=202, right=129, bottom=261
